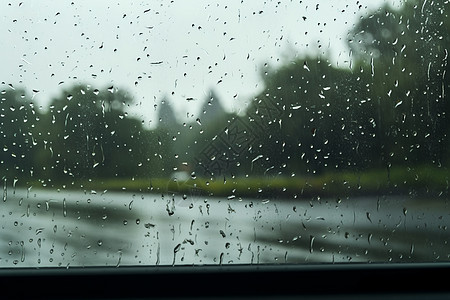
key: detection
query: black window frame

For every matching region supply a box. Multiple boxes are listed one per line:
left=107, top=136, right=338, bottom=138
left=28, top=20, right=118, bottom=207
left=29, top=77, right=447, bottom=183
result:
left=0, top=262, right=449, bottom=299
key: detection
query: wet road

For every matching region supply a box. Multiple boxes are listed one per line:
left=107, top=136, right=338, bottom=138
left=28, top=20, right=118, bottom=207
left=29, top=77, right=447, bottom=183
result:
left=0, top=188, right=449, bottom=267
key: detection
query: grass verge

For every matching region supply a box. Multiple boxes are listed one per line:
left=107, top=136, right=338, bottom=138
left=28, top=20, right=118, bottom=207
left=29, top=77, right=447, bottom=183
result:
left=20, top=165, right=449, bottom=200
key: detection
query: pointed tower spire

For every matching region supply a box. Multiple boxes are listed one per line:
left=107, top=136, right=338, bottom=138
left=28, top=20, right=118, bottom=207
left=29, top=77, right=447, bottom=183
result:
left=198, top=89, right=225, bottom=126
left=157, top=98, right=178, bottom=129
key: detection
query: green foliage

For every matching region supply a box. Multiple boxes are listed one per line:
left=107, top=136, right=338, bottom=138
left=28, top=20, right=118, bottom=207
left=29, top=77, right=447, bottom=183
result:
left=243, top=58, right=381, bottom=175
left=30, top=165, right=448, bottom=200
left=244, top=0, right=449, bottom=178
left=1, top=0, right=448, bottom=198
left=16, top=84, right=165, bottom=182
left=0, top=88, right=40, bottom=179
left=348, top=0, right=449, bottom=167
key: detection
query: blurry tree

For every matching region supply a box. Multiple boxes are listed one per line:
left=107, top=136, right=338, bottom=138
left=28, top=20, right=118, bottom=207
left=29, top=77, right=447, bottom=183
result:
left=35, top=84, right=159, bottom=181
left=242, top=57, right=380, bottom=176
left=190, top=91, right=232, bottom=158
left=348, top=0, right=449, bottom=167
left=152, top=98, right=182, bottom=177
left=0, top=87, right=40, bottom=181
left=242, top=0, right=449, bottom=178
left=156, top=90, right=234, bottom=178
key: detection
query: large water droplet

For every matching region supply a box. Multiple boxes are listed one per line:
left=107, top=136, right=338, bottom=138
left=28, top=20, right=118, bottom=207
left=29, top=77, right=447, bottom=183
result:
left=309, top=235, right=315, bottom=253
left=303, top=61, right=310, bottom=71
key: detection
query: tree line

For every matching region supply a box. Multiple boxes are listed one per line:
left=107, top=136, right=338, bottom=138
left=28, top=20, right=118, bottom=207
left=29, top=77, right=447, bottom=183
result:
left=0, top=0, right=448, bottom=185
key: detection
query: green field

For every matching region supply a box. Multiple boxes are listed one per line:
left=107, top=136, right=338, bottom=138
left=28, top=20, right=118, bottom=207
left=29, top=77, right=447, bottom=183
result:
left=21, top=165, right=449, bottom=200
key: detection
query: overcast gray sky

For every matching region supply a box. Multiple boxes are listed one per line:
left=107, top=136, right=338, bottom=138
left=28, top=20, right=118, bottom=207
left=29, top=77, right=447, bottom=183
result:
left=0, top=0, right=403, bottom=128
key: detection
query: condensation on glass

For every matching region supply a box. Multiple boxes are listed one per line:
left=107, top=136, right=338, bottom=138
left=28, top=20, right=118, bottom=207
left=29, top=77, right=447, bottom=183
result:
left=0, top=0, right=448, bottom=267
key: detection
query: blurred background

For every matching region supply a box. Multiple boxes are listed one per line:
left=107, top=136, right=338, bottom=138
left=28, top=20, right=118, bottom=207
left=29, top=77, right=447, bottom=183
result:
left=0, top=0, right=448, bottom=267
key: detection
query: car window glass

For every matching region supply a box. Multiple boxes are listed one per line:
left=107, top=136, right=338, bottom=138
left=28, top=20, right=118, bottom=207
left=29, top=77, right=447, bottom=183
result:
left=0, top=0, right=448, bottom=267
